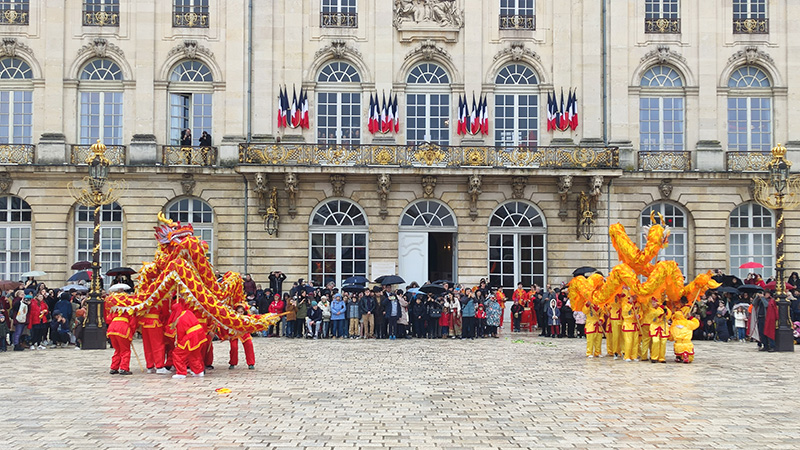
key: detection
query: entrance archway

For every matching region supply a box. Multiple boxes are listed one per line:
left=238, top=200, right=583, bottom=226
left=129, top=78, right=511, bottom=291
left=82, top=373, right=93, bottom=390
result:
left=398, top=200, right=457, bottom=286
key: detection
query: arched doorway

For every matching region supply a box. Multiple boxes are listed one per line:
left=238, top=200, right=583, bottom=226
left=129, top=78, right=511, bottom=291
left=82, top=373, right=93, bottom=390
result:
left=398, top=200, right=457, bottom=286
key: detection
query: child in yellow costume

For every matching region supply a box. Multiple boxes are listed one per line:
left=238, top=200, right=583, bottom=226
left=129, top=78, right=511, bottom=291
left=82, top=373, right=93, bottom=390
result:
left=639, top=299, right=658, bottom=362
left=648, top=303, right=671, bottom=363
left=583, top=303, right=603, bottom=358
left=670, top=308, right=699, bottom=363
left=621, top=298, right=640, bottom=361
left=606, top=296, right=623, bottom=359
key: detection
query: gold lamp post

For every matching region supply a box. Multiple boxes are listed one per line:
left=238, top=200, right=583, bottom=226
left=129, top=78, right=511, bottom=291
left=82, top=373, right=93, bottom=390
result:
left=68, top=140, right=127, bottom=349
left=752, top=143, right=800, bottom=352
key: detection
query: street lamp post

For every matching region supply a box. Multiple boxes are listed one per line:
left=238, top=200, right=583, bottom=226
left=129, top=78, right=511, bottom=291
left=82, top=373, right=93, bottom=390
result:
left=68, top=140, right=126, bottom=349
left=753, top=143, right=800, bottom=352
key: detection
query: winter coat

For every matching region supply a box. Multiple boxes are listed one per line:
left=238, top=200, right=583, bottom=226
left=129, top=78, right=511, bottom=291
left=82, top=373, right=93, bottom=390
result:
left=346, top=300, right=361, bottom=319
left=426, top=300, right=442, bottom=319
left=547, top=305, right=561, bottom=326
left=307, top=307, right=323, bottom=323
left=320, top=302, right=331, bottom=321
left=461, top=298, right=476, bottom=318
left=486, top=299, right=502, bottom=327
left=331, top=298, right=346, bottom=320
left=398, top=296, right=410, bottom=325
left=385, top=299, right=401, bottom=319
left=411, top=301, right=427, bottom=320
left=284, top=303, right=297, bottom=321
left=359, top=296, right=376, bottom=316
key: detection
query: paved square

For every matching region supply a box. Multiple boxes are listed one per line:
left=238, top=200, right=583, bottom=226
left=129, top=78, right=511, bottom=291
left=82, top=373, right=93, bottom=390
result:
left=4, top=334, right=798, bottom=449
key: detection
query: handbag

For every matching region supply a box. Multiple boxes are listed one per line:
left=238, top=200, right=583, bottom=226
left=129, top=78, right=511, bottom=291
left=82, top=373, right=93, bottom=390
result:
left=15, top=302, right=28, bottom=323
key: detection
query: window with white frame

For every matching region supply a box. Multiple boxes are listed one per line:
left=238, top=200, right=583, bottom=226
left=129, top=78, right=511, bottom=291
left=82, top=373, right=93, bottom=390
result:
left=173, top=0, right=209, bottom=28
left=640, top=203, right=687, bottom=276
left=169, top=61, right=213, bottom=145
left=729, top=203, right=773, bottom=279
left=499, top=0, right=535, bottom=30
left=309, top=199, right=368, bottom=287
left=75, top=203, right=123, bottom=286
left=0, top=57, right=33, bottom=144
left=488, top=201, right=546, bottom=291
left=0, top=195, right=31, bottom=281
left=0, top=0, right=29, bottom=25
left=320, top=0, right=357, bottom=27
left=645, top=0, right=679, bottom=19
left=316, top=62, right=361, bottom=146
left=733, top=0, right=766, bottom=19
left=166, top=198, right=214, bottom=261
left=495, top=64, right=539, bottom=148
left=639, top=66, right=685, bottom=151
left=406, top=63, right=450, bottom=146
left=401, top=200, right=455, bottom=228
left=727, top=66, right=771, bottom=152
left=79, top=59, right=123, bottom=146
left=83, top=0, right=120, bottom=26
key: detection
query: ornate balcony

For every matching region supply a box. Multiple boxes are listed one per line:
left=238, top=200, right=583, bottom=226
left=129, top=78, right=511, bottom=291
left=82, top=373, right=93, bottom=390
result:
left=163, top=146, right=217, bottom=166
left=320, top=12, right=357, bottom=28
left=238, top=143, right=619, bottom=170
left=173, top=11, right=209, bottom=28
left=83, top=10, right=119, bottom=27
left=0, top=4, right=29, bottom=25
left=499, top=15, right=535, bottom=30
left=726, top=151, right=771, bottom=172
left=71, top=144, right=126, bottom=165
left=0, top=144, right=34, bottom=164
left=645, top=17, right=681, bottom=34
left=637, top=151, right=691, bottom=171
left=733, top=18, right=768, bottom=34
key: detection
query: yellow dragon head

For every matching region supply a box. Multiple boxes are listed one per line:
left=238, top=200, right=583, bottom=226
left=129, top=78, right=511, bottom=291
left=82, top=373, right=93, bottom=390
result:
left=154, top=211, right=195, bottom=246
left=642, top=210, right=671, bottom=250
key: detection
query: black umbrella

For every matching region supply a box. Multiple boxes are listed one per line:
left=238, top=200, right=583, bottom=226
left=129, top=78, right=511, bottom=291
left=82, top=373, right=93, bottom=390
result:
left=343, top=276, right=370, bottom=285
left=374, top=275, right=405, bottom=285
left=432, top=279, right=454, bottom=286
left=71, top=261, right=92, bottom=271
left=718, top=275, right=743, bottom=288
left=738, top=284, right=764, bottom=293
left=572, top=266, right=598, bottom=277
left=419, top=283, right=447, bottom=295
left=341, top=283, right=367, bottom=293
left=67, top=271, right=91, bottom=282
left=106, top=267, right=136, bottom=277
left=716, top=286, right=740, bottom=295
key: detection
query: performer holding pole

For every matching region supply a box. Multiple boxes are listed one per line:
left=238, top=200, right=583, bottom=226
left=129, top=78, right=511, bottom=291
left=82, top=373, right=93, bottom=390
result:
left=621, top=296, right=640, bottom=361
left=140, top=299, right=169, bottom=375
left=106, top=305, right=138, bottom=375
left=583, top=302, right=603, bottom=358
left=229, top=303, right=256, bottom=370
left=649, top=303, right=671, bottom=363
left=670, top=307, right=699, bottom=363
left=168, top=302, right=208, bottom=379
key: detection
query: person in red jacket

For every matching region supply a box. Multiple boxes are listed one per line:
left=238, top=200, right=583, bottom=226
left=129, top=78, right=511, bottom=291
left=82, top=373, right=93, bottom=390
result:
left=228, top=303, right=256, bottom=370
left=27, top=293, right=49, bottom=350
left=192, top=308, right=215, bottom=370
left=168, top=302, right=208, bottom=379
left=140, top=299, right=170, bottom=374
left=267, top=293, right=284, bottom=337
left=105, top=307, right=138, bottom=375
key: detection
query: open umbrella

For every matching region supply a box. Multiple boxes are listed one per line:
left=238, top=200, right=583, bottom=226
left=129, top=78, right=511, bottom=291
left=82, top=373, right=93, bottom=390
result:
left=739, top=262, right=764, bottom=269
left=71, top=261, right=92, bottom=271
left=341, top=283, right=367, bottom=293
left=715, top=286, right=740, bottom=295
left=343, top=276, right=370, bottom=285
left=572, top=266, right=598, bottom=277
left=432, top=279, right=454, bottom=286
left=106, top=267, right=136, bottom=277
left=67, top=271, right=91, bottom=282
left=374, top=275, right=405, bottom=286
left=419, top=283, right=447, bottom=296
left=765, top=281, right=795, bottom=291
left=0, top=280, right=22, bottom=291
left=21, top=270, right=47, bottom=278
left=108, top=283, right=131, bottom=293
left=61, top=284, right=88, bottom=292
left=718, top=275, right=743, bottom=288
left=738, top=284, right=764, bottom=293
left=406, top=287, right=422, bottom=295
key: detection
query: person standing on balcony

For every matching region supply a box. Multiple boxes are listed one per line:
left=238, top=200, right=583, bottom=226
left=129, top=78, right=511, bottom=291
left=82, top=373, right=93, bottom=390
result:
left=180, top=129, right=192, bottom=146
left=199, top=131, right=212, bottom=147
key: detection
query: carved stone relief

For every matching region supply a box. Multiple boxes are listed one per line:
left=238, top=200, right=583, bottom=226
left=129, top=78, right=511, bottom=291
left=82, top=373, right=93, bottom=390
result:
left=284, top=173, right=298, bottom=218
left=421, top=175, right=437, bottom=199
left=377, top=174, right=391, bottom=220
left=330, top=174, right=346, bottom=197
left=467, top=174, right=482, bottom=221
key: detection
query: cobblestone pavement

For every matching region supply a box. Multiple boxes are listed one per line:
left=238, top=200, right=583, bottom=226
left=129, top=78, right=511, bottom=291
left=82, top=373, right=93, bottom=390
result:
left=4, top=333, right=798, bottom=449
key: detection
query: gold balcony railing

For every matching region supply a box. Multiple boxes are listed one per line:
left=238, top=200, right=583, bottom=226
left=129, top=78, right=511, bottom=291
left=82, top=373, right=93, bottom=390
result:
left=163, top=145, right=217, bottom=166
left=499, top=14, right=535, bottom=30
left=83, top=10, right=119, bottom=26
left=645, top=17, right=681, bottom=34
left=238, top=143, right=619, bottom=170
left=0, top=144, right=34, bottom=164
left=71, top=144, right=126, bottom=165
left=726, top=151, right=771, bottom=171
left=320, top=12, right=357, bottom=28
left=0, top=7, right=29, bottom=25
left=173, top=11, right=209, bottom=28
left=638, top=151, right=691, bottom=171
left=733, top=18, right=768, bottom=34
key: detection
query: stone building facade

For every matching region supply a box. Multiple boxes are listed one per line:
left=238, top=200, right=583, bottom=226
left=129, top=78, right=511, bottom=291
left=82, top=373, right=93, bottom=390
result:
left=0, top=0, right=798, bottom=293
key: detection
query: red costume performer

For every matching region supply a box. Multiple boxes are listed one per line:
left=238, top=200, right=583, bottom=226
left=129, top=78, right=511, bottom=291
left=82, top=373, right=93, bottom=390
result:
left=193, top=309, right=215, bottom=369
left=229, top=303, right=256, bottom=369
left=168, top=303, right=208, bottom=378
left=140, top=300, right=169, bottom=374
left=106, top=308, right=138, bottom=375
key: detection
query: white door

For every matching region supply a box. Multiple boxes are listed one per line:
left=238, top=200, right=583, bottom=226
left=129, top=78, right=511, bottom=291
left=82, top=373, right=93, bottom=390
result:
left=398, top=231, right=428, bottom=286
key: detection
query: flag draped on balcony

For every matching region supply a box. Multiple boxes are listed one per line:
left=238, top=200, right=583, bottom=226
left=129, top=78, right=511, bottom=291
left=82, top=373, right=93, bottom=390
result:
left=547, top=88, right=579, bottom=132
left=277, top=86, right=289, bottom=128
left=300, top=88, right=309, bottom=129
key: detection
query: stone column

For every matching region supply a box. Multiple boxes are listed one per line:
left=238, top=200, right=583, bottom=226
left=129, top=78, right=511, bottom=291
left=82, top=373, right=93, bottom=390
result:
left=128, top=134, right=158, bottom=165
left=37, top=133, right=66, bottom=164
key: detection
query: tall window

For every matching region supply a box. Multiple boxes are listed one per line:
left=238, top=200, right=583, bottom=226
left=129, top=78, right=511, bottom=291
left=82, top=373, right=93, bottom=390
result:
left=79, top=59, right=123, bottom=146
left=0, top=0, right=29, bottom=25
left=488, top=201, right=546, bottom=291
left=733, top=0, right=767, bottom=34
left=173, top=0, right=209, bottom=28
left=0, top=195, right=30, bottom=281
left=644, top=0, right=680, bottom=33
left=316, top=62, right=361, bottom=146
left=76, top=203, right=122, bottom=285
left=727, top=66, right=771, bottom=152
left=406, top=63, right=450, bottom=146
left=0, top=57, right=33, bottom=144
left=83, top=0, right=120, bottom=26
left=640, top=203, right=687, bottom=276
left=309, top=199, right=368, bottom=286
left=169, top=61, right=213, bottom=145
left=729, top=203, right=773, bottom=279
left=321, top=0, right=357, bottom=28
left=495, top=64, right=539, bottom=148
left=499, top=0, right=535, bottom=30
left=166, top=198, right=214, bottom=261
left=639, top=66, right=684, bottom=151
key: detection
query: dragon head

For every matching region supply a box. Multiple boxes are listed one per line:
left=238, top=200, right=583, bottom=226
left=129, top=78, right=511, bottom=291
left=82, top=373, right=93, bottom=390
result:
left=154, top=211, right=195, bottom=246
left=643, top=211, right=671, bottom=250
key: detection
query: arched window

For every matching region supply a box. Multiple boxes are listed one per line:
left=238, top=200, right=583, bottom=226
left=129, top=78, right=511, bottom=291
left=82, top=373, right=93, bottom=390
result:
left=727, top=66, right=771, bottom=152
left=729, top=203, right=774, bottom=279
left=640, top=203, right=687, bottom=275
left=75, top=203, right=123, bottom=285
left=79, top=58, right=123, bottom=145
left=639, top=65, right=684, bottom=151
left=0, top=195, right=31, bottom=281
left=0, top=57, right=33, bottom=144
left=406, top=63, right=450, bottom=146
left=401, top=200, right=455, bottom=227
left=309, top=199, right=368, bottom=286
left=488, top=201, right=546, bottom=291
left=495, top=64, right=539, bottom=148
left=166, top=198, right=214, bottom=261
left=169, top=61, right=213, bottom=145
left=316, top=62, right=361, bottom=146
